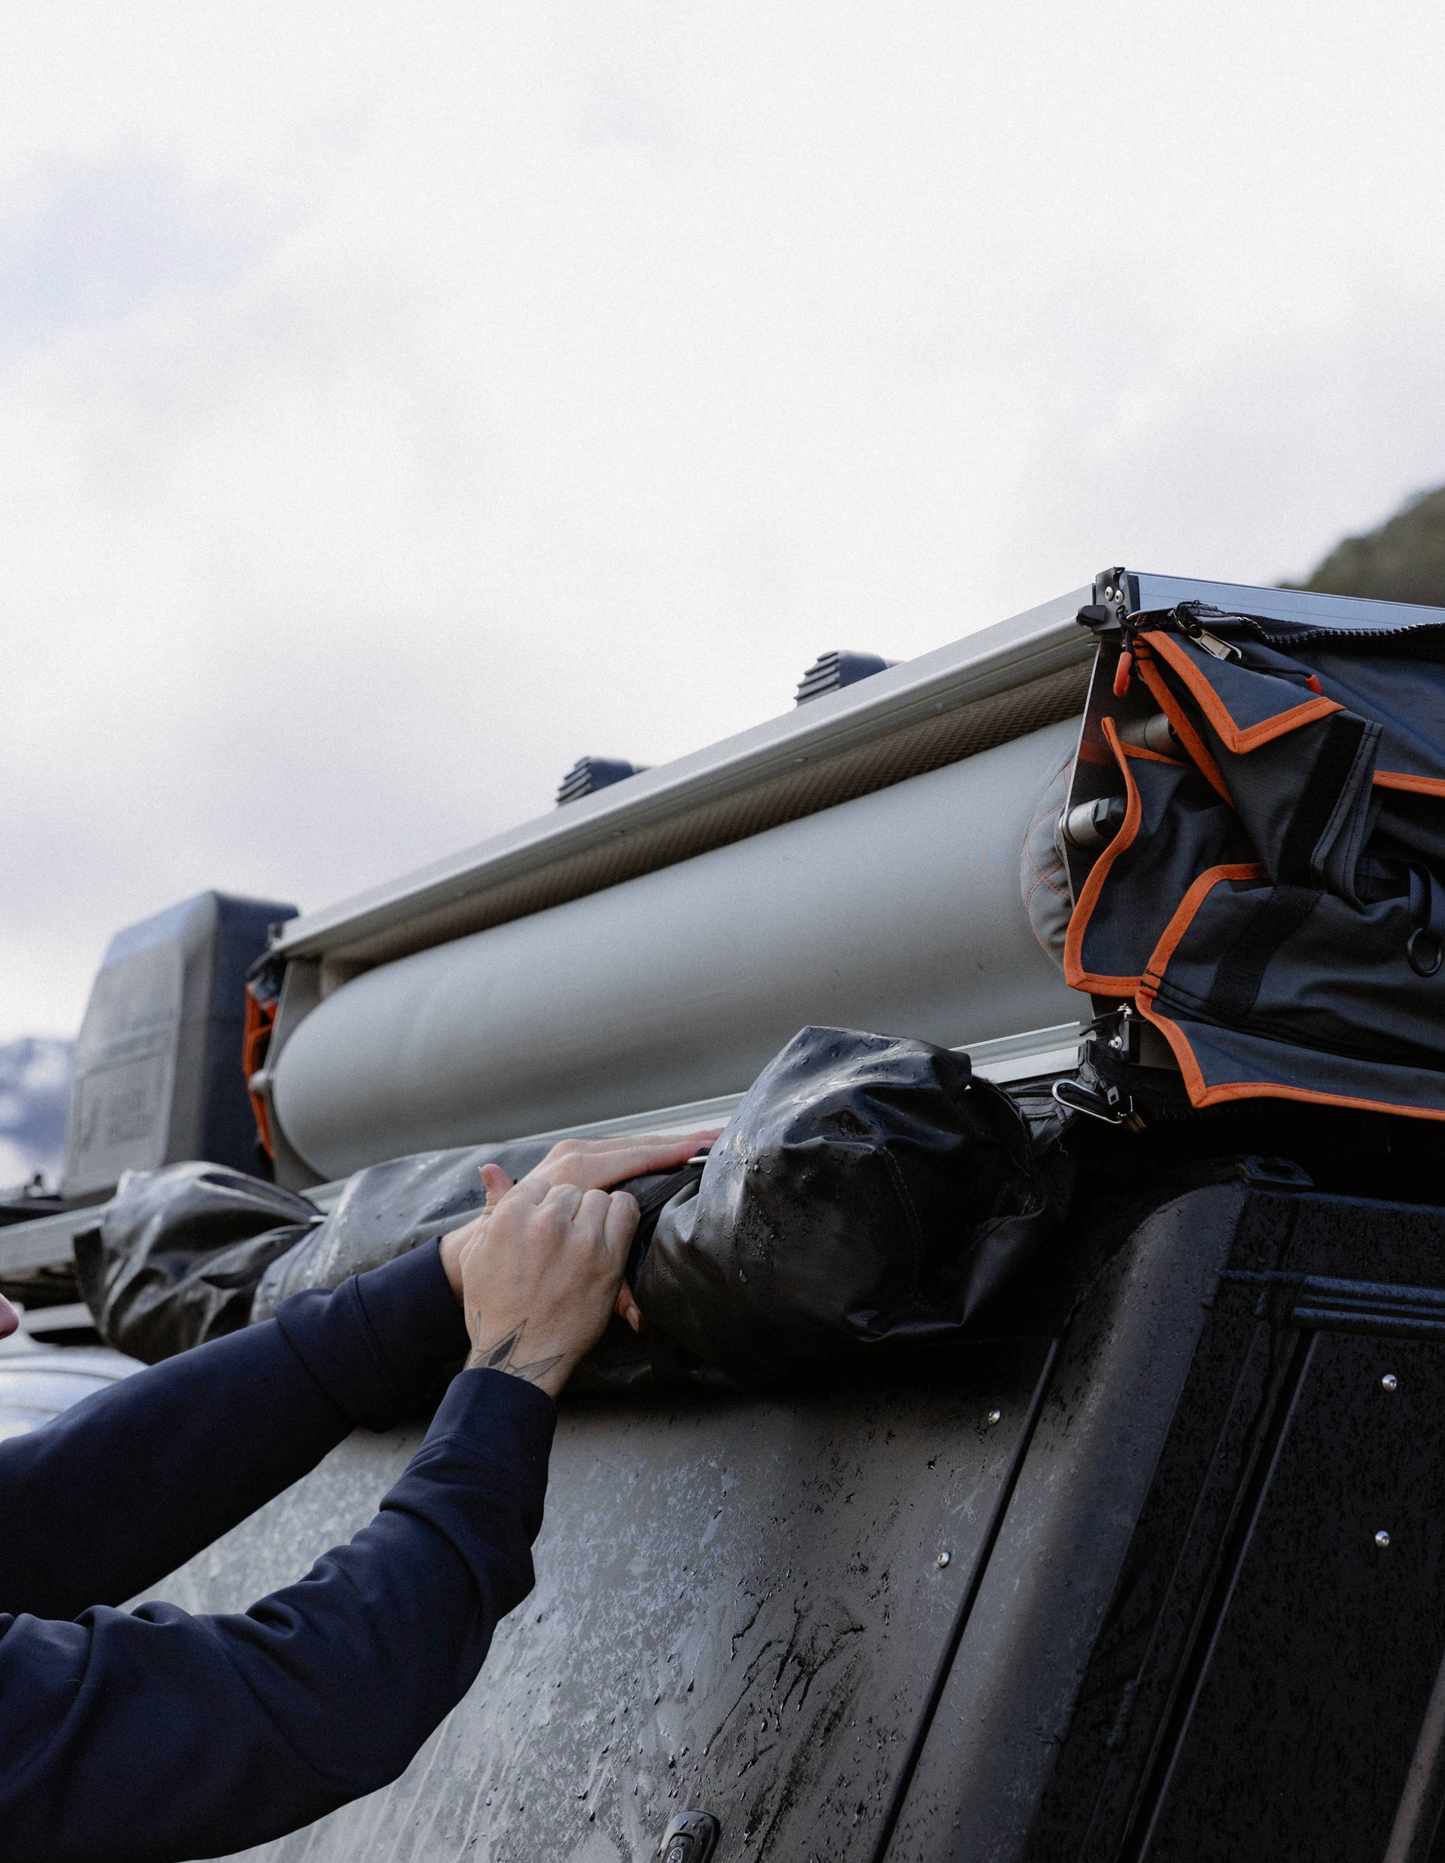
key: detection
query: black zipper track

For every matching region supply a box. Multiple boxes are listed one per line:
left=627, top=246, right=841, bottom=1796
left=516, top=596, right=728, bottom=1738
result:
left=1134, top=601, right=1445, bottom=651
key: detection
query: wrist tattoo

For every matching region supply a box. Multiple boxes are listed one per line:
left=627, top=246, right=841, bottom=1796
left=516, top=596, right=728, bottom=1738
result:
left=467, top=1318, right=564, bottom=1388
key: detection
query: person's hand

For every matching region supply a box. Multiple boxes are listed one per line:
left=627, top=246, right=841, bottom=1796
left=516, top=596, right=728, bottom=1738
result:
left=439, top=1130, right=720, bottom=1332
left=0, top=1293, right=17, bottom=1343
left=455, top=1178, right=640, bottom=1399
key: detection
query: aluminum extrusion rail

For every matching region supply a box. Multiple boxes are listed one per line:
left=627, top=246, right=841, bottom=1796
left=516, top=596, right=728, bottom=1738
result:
left=270, top=587, right=1095, bottom=978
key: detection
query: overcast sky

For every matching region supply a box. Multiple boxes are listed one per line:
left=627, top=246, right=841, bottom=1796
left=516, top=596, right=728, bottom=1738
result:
left=4, top=2, right=1445, bottom=1040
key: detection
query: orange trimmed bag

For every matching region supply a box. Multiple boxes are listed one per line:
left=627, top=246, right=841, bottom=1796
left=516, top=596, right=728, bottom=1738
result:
left=1060, top=595, right=1445, bottom=1124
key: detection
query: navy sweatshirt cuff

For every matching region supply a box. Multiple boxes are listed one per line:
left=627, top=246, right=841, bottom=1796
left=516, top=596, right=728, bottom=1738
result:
left=425, top=1364, right=556, bottom=1466
left=273, top=1241, right=471, bottom=1432
left=385, top=1368, right=556, bottom=1560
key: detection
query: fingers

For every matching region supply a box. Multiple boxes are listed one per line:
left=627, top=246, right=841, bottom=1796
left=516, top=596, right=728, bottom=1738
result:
left=567, top=1185, right=611, bottom=1241
left=602, top=1189, right=640, bottom=1260
left=614, top=1278, right=646, bottom=1335
left=508, top=1171, right=559, bottom=1209
left=479, top=1163, right=515, bottom=1209
left=533, top=1129, right=723, bottom=1193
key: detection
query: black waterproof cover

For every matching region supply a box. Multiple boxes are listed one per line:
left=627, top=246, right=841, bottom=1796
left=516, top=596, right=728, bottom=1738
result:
left=635, top=1026, right=1073, bottom=1387
left=75, top=1028, right=1071, bottom=1387
left=74, top=1165, right=321, bottom=1364
left=75, top=1141, right=693, bottom=1373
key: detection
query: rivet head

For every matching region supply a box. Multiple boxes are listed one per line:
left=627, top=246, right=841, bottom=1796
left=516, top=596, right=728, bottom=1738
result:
left=987, top=1409, right=1002, bottom=1425
left=937, top=1551, right=951, bottom=1568
left=1383, top=1373, right=1399, bottom=1392
left=1376, top=1530, right=1392, bottom=1549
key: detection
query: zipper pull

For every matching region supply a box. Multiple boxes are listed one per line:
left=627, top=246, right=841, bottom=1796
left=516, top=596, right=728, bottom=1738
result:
left=1194, top=628, right=1241, bottom=662
left=1113, top=649, right=1133, bottom=697
left=1171, top=604, right=1242, bottom=662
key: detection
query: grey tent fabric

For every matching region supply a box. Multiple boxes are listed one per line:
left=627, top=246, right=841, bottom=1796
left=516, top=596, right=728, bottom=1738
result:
left=1021, top=743, right=1075, bottom=967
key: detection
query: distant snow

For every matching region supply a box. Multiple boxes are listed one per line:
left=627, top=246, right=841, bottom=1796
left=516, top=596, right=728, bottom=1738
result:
left=0, top=1038, right=72, bottom=1193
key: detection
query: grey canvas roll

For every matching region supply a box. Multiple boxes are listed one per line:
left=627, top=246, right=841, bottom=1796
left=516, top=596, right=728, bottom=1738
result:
left=271, top=717, right=1085, bottom=1179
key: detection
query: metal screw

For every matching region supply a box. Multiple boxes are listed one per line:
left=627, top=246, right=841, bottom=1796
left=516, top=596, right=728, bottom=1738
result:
left=1383, top=1373, right=1399, bottom=1392
left=1376, top=1530, right=1392, bottom=1549
left=987, top=1409, right=1002, bottom=1425
left=937, top=1551, right=951, bottom=1568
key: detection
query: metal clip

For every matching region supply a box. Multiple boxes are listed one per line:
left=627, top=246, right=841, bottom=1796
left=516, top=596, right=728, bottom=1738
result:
left=1052, top=1075, right=1133, bottom=1125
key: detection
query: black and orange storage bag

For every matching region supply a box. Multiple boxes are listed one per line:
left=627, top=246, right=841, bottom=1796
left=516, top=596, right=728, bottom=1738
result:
left=1067, top=599, right=1445, bottom=1121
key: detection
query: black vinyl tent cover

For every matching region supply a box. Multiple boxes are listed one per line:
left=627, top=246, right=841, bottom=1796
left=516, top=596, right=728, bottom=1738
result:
left=77, top=1027, right=1074, bottom=1388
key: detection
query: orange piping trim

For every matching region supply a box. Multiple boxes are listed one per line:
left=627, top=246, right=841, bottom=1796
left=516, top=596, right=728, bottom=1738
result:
left=1133, top=862, right=1445, bottom=1124
left=1144, top=630, right=1341, bottom=752
left=1373, top=770, right=1445, bottom=798
left=1137, top=860, right=1268, bottom=991
left=1135, top=649, right=1234, bottom=804
left=1120, top=743, right=1186, bottom=767
left=1136, top=998, right=1445, bottom=1123
left=1063, top=714, right=1146, bottom=997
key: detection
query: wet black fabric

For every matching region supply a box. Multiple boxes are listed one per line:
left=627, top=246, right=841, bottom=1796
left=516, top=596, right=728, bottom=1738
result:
left=634, top=1025, right=1073, bottom=1388
left=79, top=1029, right=1071, bottom=1388
left=79, top=1141, right=705, bottom=1378
left=253, top=1141, right=554, bottom=1319
left=1070, top=600, right=1445, bottom=1119
left=257, top=1143, right=706, bottom=1394
left=75, top=1165, right=321, bottom=1364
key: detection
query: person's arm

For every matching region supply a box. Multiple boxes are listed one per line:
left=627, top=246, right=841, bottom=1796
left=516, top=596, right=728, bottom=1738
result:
left=0, top=1239, right=469, bottom=1621
left=0, top=1127, right=716, bottom=1623
left=0, top=1366, right=553, bottom=1863
left=0, top=1161, right=640, bottom=1863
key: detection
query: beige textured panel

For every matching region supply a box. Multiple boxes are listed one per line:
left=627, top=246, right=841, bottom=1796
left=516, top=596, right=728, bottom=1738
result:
left=319, top=662, right=1088, bottom=982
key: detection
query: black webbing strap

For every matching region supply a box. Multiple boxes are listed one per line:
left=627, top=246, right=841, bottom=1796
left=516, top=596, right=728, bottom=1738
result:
left=1277, top=712, right=1368, bottom=885
left=1207, top=883, right=1321, bottom=1025
left=623, top=1158, right=708, bottom=1288
left=1408, top=865, right=1445, bottom=977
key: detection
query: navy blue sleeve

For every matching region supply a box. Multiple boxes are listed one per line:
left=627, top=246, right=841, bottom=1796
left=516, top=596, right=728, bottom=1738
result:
left=0, top=1367, right=555, bottom=1863
left=0, top=1239, right=470, bottom=1621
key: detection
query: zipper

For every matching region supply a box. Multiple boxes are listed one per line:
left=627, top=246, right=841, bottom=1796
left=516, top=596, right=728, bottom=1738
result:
left=1152, top=600, right=1445, bottom=651
left=1191, top=628, right=1241, bottom=662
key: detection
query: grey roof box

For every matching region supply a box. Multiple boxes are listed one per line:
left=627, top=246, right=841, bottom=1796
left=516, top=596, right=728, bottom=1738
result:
left=62, top=891, right=296, bottom=1200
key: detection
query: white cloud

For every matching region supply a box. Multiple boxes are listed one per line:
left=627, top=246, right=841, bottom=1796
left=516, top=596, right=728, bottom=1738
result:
left=2, top=0, right=1444, bottom=1037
